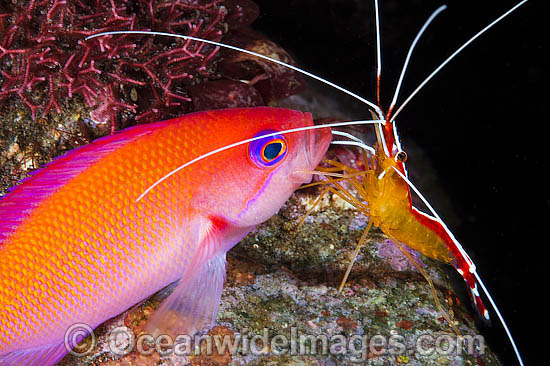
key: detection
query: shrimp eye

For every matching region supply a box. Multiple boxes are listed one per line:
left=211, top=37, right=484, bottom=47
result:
left=396, top=151, right=408, bottom=163
left=248, top=130, right=288, bottom=168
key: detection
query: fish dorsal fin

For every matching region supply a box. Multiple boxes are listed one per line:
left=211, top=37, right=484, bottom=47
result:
left=0, top=125, right=155, bottom=243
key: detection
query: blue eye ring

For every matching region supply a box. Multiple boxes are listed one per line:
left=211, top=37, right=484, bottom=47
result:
left=248, top=130, right=288, bottom=168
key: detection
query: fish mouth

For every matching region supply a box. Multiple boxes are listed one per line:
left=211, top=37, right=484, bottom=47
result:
left=289, top=125, right=332, bottom=184
left=305, top=126, right=332, bottom=170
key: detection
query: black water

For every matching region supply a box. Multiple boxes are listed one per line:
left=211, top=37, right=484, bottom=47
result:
left=253, top=0, right=544, bottom=364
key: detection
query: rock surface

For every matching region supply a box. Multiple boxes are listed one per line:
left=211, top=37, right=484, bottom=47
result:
left=58, top=189, right=501, bottom=366
left=1, top=1, right=503, bottom=365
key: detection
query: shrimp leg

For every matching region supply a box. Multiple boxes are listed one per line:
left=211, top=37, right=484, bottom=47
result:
left=387, top=234, right=462, bottom=337
left=338, top=218, right=374, bottom=293
left=296, top=185, right=330, bottom=231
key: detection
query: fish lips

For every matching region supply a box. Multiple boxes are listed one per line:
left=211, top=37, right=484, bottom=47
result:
left=290, top=126, right=332, bottom=184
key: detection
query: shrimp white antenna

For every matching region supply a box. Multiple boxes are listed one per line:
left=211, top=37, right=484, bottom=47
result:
left=390, top=0, right=528, bottom=122
left=136, top=120, right=382, bottom=202
left=392, top=166, right=525, bottom=366
left=374, top=0, right=382, bottom=106
left=473, top=271, right=524, bottom=366
left=332, top=131, right=376, bottom=154
left=391, top=166, right=471, bottom=263
left=331, top=130, right=364, bottom=144
left=370, top=1, right=441, bottom=163
left=331, top=141, right=375, bottom=155
left=85, top=31, right=384, bottom=119
left=387, top=5, right=447, bottom=119
left=372, top=0, right=391, bottom=159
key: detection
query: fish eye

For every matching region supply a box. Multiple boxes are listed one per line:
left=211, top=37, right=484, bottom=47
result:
left=248, top=130, right=288, bottom=168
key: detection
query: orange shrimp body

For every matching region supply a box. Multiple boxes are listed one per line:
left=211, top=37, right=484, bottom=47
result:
left=321, top=128, right=488, bottom=321
left=364, top=148, right=454, bottom=264
left=328, top=128, right=490, bottom=321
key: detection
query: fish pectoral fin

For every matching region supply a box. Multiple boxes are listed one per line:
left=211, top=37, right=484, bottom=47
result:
left=145, top=252, right=227, bottom=338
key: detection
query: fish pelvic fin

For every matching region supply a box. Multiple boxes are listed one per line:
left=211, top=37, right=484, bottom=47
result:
left=145, top=214, right=251, bottom=339
left=145, top=252, right=227, bottom=339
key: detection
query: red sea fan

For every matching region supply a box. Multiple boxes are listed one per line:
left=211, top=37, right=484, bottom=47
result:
left=0, top=0, right=306, bottom=195
left=0, top=0, right=267, bottom=129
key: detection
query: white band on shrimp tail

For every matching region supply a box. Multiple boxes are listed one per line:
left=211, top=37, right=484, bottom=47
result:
left=391, top=166, right=524, bottom=366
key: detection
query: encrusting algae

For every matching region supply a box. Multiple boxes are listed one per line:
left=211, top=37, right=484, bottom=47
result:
left=55, top=186, right=501, bottom=366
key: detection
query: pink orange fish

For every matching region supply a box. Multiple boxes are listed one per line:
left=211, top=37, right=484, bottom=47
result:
left=0, top=107, right=332, bottom=365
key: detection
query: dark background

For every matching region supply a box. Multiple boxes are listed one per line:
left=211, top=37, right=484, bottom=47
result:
left=252, top=0, right=544, bottom=364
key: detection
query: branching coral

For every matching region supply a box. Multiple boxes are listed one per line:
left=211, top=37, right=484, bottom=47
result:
left=0, top=0, right=306, bottom=195
left=0, top=0, right=262, bottom=129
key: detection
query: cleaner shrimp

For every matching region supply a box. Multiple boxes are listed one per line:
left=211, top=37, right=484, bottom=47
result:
left=86, top=1, right=533, bottom=364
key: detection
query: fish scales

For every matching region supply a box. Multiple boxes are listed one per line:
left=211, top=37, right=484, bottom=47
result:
left=0, top=107, right=332, bottom=364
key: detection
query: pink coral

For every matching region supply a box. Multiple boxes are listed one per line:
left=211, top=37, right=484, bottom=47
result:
left=377, top=239, right=426, bottom=272
left=0, top=0, right=263, bottom=130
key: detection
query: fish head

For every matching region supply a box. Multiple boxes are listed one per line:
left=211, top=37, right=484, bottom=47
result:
left=196, top=107, right=332, bottom=229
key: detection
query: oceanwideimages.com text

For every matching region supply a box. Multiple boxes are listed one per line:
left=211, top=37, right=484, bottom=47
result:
left=65, top=323, right=486, bottom=361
